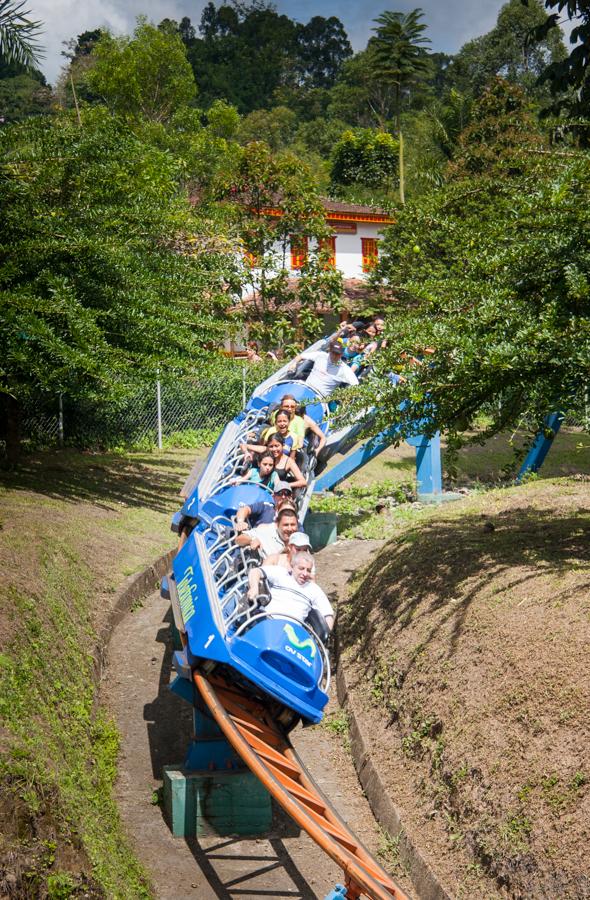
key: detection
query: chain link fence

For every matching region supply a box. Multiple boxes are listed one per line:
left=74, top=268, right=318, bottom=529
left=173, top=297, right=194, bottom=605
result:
left=16, top=369, right=590, bottom=455
left=18, top=362, right=279, bottom=452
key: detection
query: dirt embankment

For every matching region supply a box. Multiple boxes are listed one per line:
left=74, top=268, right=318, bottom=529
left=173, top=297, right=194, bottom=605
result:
left=339, top=479, right=590, bottom=899
left=0, top=449, right=200, bottom=898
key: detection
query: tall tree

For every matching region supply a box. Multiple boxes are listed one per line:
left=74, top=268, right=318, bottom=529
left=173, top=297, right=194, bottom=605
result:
left=0, top=108, right=238, bottom=464
left=61, top=27, right=103, bottom=61
left=0, top=0, right=42, bottom=69
left=87, top=18, right=197, bottom=123
left=526, top=0, right=590, bottom=122
left=446, top=0, right=566, bottom=99
left=189, top=2, right=297, bottom=112
left=179, top=16, right=197, bottom=45
left=187, top=4, right=352, bottom=113
left=58, top=28, right=104, bottom=108
left=294, top=16, right=352, bottom=89
left=370, top=8, right=432, bottom=203
left=328, top=48, right=395, bottom=127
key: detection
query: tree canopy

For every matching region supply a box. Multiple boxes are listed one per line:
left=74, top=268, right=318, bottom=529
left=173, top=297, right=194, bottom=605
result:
left=0, top=108, right=239, bottom=460
left=528, top=0, right=590, bottom=121
left=330, top=128, right=399, bottom=192
left=86, top=19, right=197, bottom=122
left=446, top=0, right=566, bottom=99
left=294, top=16, right=352, bottom=89
left=172, top=3, right=352, bottom=114
left=353, top=79, right=590, bottom=447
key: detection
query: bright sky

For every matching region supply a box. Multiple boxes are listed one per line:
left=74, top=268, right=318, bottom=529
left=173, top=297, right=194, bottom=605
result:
left=32, top=0, right=575, bottom=87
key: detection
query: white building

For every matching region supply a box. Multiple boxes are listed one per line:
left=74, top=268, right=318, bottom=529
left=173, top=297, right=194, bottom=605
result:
left=266, top=198, right=395, bottom=282
left=232, top=199, right=395, bottom=351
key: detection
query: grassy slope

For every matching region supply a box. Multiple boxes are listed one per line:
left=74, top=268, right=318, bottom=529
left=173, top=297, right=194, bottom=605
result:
left=312, top=427, right=590, bottom=539
left=1, top=429, right=587, bottom=895
left=0, top=448, right=198, bottom=898
left=338, top=479, right=590, bottom=898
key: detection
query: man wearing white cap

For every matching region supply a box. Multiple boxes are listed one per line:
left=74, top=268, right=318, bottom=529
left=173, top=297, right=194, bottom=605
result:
left=265, top=531, right=316, bottom=576
left=292, top=339, right=359, bottom=397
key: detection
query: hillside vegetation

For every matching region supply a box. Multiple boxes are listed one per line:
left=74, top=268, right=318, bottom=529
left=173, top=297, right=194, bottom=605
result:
left=0, top=449, right=196, bottom=896
left=339, top=478, right=590, bottom=898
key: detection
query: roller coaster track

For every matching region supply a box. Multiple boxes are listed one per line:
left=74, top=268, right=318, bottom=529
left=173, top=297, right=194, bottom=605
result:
left=194, top=672, right=408, bottom=900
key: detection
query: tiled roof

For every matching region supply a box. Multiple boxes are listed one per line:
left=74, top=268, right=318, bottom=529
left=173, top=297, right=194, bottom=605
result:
left=321, top=198, right=392, bottom=217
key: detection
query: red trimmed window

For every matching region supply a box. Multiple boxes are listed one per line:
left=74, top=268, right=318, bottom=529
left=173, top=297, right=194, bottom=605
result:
left=361, top=238, right=379, bottom=273
left=244, top=250, right=259, bottom=267
left=319, top=236, right=336, bottom=268
left=290, top=235, right=308, bottom=270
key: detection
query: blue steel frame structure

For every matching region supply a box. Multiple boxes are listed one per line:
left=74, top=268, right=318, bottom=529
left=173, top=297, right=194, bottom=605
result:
left=314, top=409, right=566, bottom=497
left=313, top=425, right=443, bottom=498
left=517, top=412, right=565, bottom=481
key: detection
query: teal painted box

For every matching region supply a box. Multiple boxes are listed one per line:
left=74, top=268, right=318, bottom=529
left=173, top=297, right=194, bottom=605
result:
left=163, top=766, right=272, bottom=837
left=303, top=511, right=337, bottom=551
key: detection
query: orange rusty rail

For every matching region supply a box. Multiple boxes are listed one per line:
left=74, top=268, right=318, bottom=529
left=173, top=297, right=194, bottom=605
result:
left=194, top=672, right=408, bottom=900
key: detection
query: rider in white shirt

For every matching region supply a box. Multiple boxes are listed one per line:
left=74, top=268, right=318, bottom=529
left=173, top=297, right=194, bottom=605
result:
left=298, top=339, right=358, bottom=397
left=247, top=553, right=334, bottom=631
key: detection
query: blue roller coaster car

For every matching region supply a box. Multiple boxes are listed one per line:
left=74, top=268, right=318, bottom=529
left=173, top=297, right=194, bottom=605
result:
left=167, top=372, right=337, bottom=727
left=169, top=525, right=330, bottom=727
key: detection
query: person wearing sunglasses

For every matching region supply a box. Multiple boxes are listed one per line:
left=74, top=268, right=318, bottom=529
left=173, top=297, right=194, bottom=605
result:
left=234, top=480, right=295, bottom=531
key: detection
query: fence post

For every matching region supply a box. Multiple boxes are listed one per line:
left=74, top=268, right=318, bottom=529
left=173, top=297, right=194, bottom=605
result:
left=242, top=365, right=247, bottom=409
left=156, top=374, right=163, bottom=450
left=58, top=394, right=64, bottom=447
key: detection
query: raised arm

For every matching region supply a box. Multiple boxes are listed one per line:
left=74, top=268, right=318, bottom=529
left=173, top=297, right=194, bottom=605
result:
left=240, top=441, right=266, bottom=457
left=303, top=414, right=326, bottom=451
left=285, top=457, right=307, bottom=489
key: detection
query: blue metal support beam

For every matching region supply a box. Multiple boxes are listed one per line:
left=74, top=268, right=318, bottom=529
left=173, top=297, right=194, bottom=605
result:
left=313, top=424, right=401, bottom=494
left=313, top=424, right=443, bottom=499
left=407, top=431, right=442, bottom=496
left=517, top=411, right=564, bottom=481
left=323, top=885, right=348, bottom=900
left=169, top=675, right=242, bottom=771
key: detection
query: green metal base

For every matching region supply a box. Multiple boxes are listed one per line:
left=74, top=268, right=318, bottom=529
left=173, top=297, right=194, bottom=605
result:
left=304, top=511, right=337, bottom=550
left=418, top=491, right=464, bottom=504
left=163, top=766, right=272, bottom=837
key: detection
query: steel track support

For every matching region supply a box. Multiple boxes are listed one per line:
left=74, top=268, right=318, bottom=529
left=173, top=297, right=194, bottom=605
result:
left=164, top=676, right=271, bottom=836
left=406, top=430, right=443, bottom=498
left=517, top=411, right=564, bottom=481
left=313, top=425, right=444, bottom=500
left=324, top=885, right=348, bottom=899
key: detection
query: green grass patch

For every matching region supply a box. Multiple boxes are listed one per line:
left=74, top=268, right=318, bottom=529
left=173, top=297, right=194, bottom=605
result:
left=311, top=479, right=415, bottom=538
left=0, top=446, right=200, bottom=896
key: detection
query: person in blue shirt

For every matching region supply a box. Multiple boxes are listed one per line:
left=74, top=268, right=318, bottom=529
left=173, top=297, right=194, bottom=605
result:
left=234, top=480, right=295, bottom=530
left=233, top=451, right=279, bottom=490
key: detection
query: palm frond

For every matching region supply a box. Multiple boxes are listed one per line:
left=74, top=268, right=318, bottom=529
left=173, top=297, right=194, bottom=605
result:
left=0, top=0, right=44, bottom=68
